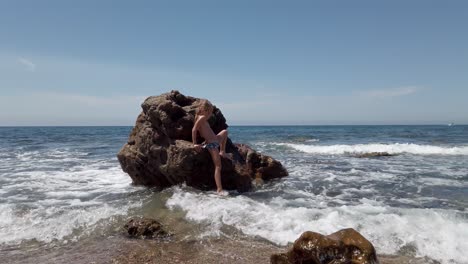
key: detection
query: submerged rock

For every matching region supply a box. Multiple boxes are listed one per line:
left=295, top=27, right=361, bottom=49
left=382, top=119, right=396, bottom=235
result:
left=124, top=217, right=169, bottom=239
left=271, top=228, right=379, bottom=264
left=117, top=90, right=288, bottom=192
left=355, top=152, right=394, bottom=158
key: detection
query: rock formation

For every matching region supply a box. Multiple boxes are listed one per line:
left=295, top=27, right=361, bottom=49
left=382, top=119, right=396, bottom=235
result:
left=271, top=228, right=379, bottom=264
left=117, top=90, right=288, bottom=192
left=124, top=217, right=169, bottom=239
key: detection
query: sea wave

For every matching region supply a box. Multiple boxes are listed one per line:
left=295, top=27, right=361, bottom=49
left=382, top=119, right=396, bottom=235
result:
left=0, top=203, right=130, bottom=245
left=166, top=187, right=468, bottom=264
left=275, top=143, right=468, bottom=155
left=0, top=165, right=142, bottom=246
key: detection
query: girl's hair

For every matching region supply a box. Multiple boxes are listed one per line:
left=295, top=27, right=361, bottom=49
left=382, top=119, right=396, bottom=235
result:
left=195, top=99, right=213, bottom=120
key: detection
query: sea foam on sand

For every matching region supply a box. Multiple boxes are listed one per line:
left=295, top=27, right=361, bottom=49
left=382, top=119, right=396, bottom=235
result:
left=166, top=186, right=468, bottom=264
left=0, top=163, right=142, bottom=245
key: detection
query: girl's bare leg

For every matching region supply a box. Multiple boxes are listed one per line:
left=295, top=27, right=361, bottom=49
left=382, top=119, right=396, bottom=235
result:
left=217, top=129, right=228, bottom=157
left=208, top=148, right=223, bottom=192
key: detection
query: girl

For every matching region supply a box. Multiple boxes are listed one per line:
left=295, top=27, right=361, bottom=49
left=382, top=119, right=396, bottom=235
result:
left=192, top=100, right=229, bottom=196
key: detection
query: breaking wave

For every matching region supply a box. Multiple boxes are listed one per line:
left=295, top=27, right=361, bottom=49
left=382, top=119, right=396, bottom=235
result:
left=276, top=143, right=468, bottom=155
left=166, top=187, right=468, bottom=264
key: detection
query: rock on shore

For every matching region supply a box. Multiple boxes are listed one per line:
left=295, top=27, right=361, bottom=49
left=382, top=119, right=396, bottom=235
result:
left=124, top=217, right=169, bottom=239
left=117, top=90, right=288, bottom=192
left=271, top=228, right=379, bottom=264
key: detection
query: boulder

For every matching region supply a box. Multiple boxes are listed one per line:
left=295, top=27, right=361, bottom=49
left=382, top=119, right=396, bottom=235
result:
left=117, top=90, right=288, bottom=192
left=124, top=217, right=169, bottom=239
left=271, top=228, right=379, bottom=264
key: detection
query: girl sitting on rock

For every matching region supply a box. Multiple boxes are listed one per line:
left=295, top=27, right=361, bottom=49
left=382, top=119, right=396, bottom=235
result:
left=192, top=99, right=229, bottom=196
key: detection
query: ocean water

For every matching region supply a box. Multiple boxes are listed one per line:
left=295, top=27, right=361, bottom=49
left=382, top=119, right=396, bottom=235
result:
left=1, top=125, right=467, bottom=263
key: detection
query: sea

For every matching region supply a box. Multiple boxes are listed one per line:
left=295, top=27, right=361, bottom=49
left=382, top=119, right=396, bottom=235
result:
left=0, top=125, right=467, bottom=264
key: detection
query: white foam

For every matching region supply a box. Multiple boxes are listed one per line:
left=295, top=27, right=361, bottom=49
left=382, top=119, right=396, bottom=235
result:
left=418, top=177, right=468, bottom=187
left=0, top=157, right=143, bottom=246
left=0, top=202, right=133, bottom=244
left=276, top=143, right=468, bottom=155
left=166, top=187, right=468, bottom=264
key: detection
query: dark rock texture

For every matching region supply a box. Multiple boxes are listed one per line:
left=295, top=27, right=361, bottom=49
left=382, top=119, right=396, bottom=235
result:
left=117, top=90, right=288, bottom=192
left=271, top=228, right=379, bottom=264
left=124, top=217, right=169, bottom=239
left=355, top=152, right=394, bottom=158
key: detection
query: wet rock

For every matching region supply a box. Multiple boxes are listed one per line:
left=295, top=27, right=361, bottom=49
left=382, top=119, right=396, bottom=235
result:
left=355, top=152, right=394, bottom=158
left=124, top=217, right=169, bottom=239
left=271, top=228, right=379, bottom=264
left=118, top=90, right=288, bottom=192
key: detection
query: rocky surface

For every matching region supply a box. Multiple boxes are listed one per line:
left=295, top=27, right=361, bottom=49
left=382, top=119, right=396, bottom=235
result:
left=271, top=228, right=379, bottom=264
left=124, top=217, right=169, bottom=239
left=118, top=90, right=288, bottom=192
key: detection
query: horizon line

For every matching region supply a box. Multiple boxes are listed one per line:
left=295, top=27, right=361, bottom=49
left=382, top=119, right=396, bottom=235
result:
left=1, top=124, right=467, bottom=127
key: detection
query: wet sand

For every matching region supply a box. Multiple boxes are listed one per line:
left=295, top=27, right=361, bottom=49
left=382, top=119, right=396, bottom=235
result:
left=2, top=234, right=440, bottom=264
left=2, top=235, right=281, bottom=264
left=112, top=237, right=441, bottom=264
left=1, top=197, right=440, bottom=264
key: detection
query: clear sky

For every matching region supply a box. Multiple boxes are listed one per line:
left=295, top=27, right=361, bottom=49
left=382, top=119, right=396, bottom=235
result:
left=1, top=0, right=467, bottom=125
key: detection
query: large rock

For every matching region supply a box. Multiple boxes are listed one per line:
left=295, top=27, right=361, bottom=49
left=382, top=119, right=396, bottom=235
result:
left=118, top=90, right=288, bottom=192
left=271, top=228, right=379, bottom=264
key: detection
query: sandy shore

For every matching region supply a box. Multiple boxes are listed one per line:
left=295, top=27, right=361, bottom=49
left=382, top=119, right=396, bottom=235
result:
left=112, top=237, right=440, bottom=264
left=3, top=234, right=440, bottom=264
left=1, top=198, right=440, bottom=264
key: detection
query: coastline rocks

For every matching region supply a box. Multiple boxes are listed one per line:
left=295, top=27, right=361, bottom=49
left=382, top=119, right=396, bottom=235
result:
left=117, top=90, right=288, bottom=192
left=124, top=217, right=169, bottom=239
left=271, top=228, right=379, bottom=264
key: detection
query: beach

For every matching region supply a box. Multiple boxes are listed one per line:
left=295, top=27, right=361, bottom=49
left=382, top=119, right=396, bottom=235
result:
left=1, top=125, right=467, bottom=264
left=3, top=231, right=441, bottom=264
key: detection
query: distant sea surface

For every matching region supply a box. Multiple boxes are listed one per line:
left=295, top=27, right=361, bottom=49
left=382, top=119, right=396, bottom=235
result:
left=0, top=125, right=467, bottom=264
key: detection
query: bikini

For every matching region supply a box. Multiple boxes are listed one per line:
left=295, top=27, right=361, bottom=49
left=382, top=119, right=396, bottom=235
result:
left=203, top=142, right=220, bottom=150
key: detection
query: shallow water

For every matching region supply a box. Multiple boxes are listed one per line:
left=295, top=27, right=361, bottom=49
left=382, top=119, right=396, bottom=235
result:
left=1, top=125, right=467, bottom=264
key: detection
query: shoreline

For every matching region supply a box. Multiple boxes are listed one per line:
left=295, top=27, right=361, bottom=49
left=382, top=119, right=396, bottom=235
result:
left=0, top=181, right=450, bottom=264
left=2, top=234, right=440, bottom=264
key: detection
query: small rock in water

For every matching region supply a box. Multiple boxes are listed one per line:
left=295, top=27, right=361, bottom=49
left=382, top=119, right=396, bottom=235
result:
left=356, top=152, right=394, bottom=158
left=124, top=217, right=169, bottom=239
left=271, top=228, right=379, bottom=264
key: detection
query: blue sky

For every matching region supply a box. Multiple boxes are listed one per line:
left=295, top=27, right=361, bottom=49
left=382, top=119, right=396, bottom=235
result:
left=0, top=0, right=467, bottom=125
